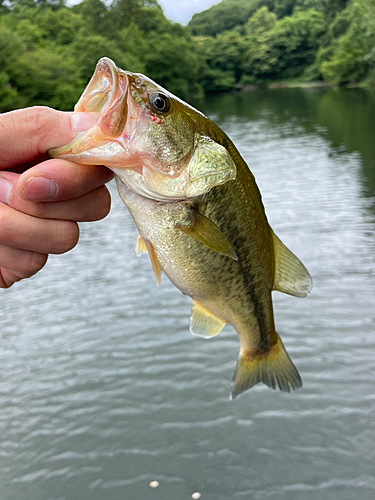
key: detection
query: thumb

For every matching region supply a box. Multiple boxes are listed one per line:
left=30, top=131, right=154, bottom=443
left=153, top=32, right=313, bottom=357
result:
left=0, top=106, right=98, bottom=170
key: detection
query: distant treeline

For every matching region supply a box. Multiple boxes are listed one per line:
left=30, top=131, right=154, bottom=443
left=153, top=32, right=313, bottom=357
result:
left=0, top=0, right=375, bottom=112
left=189, top=0, right=375, bottom=92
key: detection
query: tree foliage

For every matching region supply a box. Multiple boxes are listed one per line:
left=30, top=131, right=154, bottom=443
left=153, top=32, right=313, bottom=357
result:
left=192, top=0, right=374, bottom=89
left=0, top=0, right=374, bottom=112
left=319, top=0, right=375, bottom=83
left=0, top=0, right=202, bottom=111
left=188, top=0, right=274, bottom=36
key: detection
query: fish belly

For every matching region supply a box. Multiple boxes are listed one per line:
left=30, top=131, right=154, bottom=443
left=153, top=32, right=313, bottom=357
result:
left=117, top=177, right=275, bottom=352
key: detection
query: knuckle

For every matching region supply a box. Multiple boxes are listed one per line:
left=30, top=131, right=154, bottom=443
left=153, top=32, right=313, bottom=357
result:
left=23, top=107, right=60, bottom=152
left=23, top=107, right=52, bottom=135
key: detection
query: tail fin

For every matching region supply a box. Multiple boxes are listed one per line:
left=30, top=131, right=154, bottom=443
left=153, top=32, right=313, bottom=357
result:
left=230, top=333, right=302, bottom=399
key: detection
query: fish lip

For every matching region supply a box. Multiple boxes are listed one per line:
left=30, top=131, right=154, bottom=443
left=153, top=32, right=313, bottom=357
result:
left=49, top=58, right=129, bottom=161
left=75, top=57, right=119, bottom=115
left=75, top=57, right=128, bottom=137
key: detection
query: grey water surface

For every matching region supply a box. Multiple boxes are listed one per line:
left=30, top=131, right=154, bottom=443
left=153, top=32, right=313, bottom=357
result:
left=1, top=87, right=375, bottom=500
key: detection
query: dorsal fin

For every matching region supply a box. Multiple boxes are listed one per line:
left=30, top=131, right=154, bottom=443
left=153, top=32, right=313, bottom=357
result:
left=176, top=210, right=238, bottom=261
left=272, top=232, right=312, bottom=297
left=190, top=299, right=226, bottom=338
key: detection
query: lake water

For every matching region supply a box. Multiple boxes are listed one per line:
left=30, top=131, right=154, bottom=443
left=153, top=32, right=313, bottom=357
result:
left=1, top=87, right=375, bottom=500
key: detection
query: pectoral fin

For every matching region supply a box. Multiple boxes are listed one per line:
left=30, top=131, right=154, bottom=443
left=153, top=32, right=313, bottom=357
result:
left=190, top=299, right=226, bottom=338
left=272, top=232, right=312, bottom=297
left=176, top=211, right=238, bottom=261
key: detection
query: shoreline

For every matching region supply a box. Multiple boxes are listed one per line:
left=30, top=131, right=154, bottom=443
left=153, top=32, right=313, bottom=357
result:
left=238, top=80, right=375, bottom=93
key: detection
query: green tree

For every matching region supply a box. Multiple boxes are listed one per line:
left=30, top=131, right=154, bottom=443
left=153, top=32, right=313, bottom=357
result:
left=320, top=0, right=375, bottom=84
left=245, top=4, right=277, bottom=33
left=144, top=33, right=203, bottom=100
left=242, top=7, right=325, bottom=80
left=15, top=18, right=43, bottom=49
left=0, top=72, right=22, bottom=112
left=0, top=26, right=26, bottom=69
left=110, top=0, right=143, bottom=29
left=137, top=1, right=183, bottom=35
left=194, top=34, right=237, bottom=92
left=67, top=32, right=145, bottom=83
left=9, top=48, right=81, bottom=109
left=37, top=7, right=84, bottom=45
left=273, top=0, right=296, bottom=16
left=76, top=0, right=113, bottom=39
left=0, top=26, right=26, bottom=110
left=117, top=22, right=148, bottom=63
left=188, top=0, right=273, bottom=37
left=293, top=0, right=349, bottom=18
left=241, top=7, right=278, bottom=79
left=196, top=28, right=246, bottom=91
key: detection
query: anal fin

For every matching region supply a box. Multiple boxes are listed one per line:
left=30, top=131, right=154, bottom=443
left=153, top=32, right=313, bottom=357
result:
left=190, top=299, right=226, bottom=338
left=272, top=232, right=312, bottom=297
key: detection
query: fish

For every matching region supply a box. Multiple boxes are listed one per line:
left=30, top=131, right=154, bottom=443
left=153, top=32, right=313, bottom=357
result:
left=50, top=57, right=312, bottom=399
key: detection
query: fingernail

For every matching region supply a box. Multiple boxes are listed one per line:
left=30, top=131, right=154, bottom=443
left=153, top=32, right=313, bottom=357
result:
left=0, top=176, right=12, bottom=205
left=22, top=176, right=58, bottom=201
left=71, top=112, right=99, bottom=133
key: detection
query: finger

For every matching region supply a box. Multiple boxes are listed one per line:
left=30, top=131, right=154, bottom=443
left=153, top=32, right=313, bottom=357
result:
left=0, top=203, right=79, bottom=254
left=1, top=172, right=111, bottom=222
left=15, top=159, right=113, bottom=202
left=0, top=244, right=48, bottom=288
left=0, top=269, right=21, bottom=288
left=0, top=106, right=98, bottom=170
left=3, top=153, right=50, bottom=174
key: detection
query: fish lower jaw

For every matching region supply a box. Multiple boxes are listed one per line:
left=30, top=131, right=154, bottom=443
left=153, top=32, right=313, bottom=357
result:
left=114, top=169, right=196, bottom=204
left=115, top=177, right=162, bottom=216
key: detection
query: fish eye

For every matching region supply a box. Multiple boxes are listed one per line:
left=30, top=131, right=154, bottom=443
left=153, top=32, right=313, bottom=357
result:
left=149, top=92, right=170, bottom=113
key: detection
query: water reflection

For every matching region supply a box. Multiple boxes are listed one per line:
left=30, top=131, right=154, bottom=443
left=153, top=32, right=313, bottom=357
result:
left=198, top=87, right=375, bottom=213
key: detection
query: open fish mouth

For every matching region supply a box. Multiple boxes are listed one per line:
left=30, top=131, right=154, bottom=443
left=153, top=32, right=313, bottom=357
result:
left=75, top=57, right=128, bottom=137
left=75, top=57, right=120, bottom=114
left=49, top=58, right=129, bottom=163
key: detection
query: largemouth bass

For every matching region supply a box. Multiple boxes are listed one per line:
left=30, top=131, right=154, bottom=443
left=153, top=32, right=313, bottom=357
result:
left=50, top=58, right=312, bottom=399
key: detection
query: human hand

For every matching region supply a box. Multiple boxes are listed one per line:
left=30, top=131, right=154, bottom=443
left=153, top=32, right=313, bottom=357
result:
left=0, top=106, right=114, bottom=288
